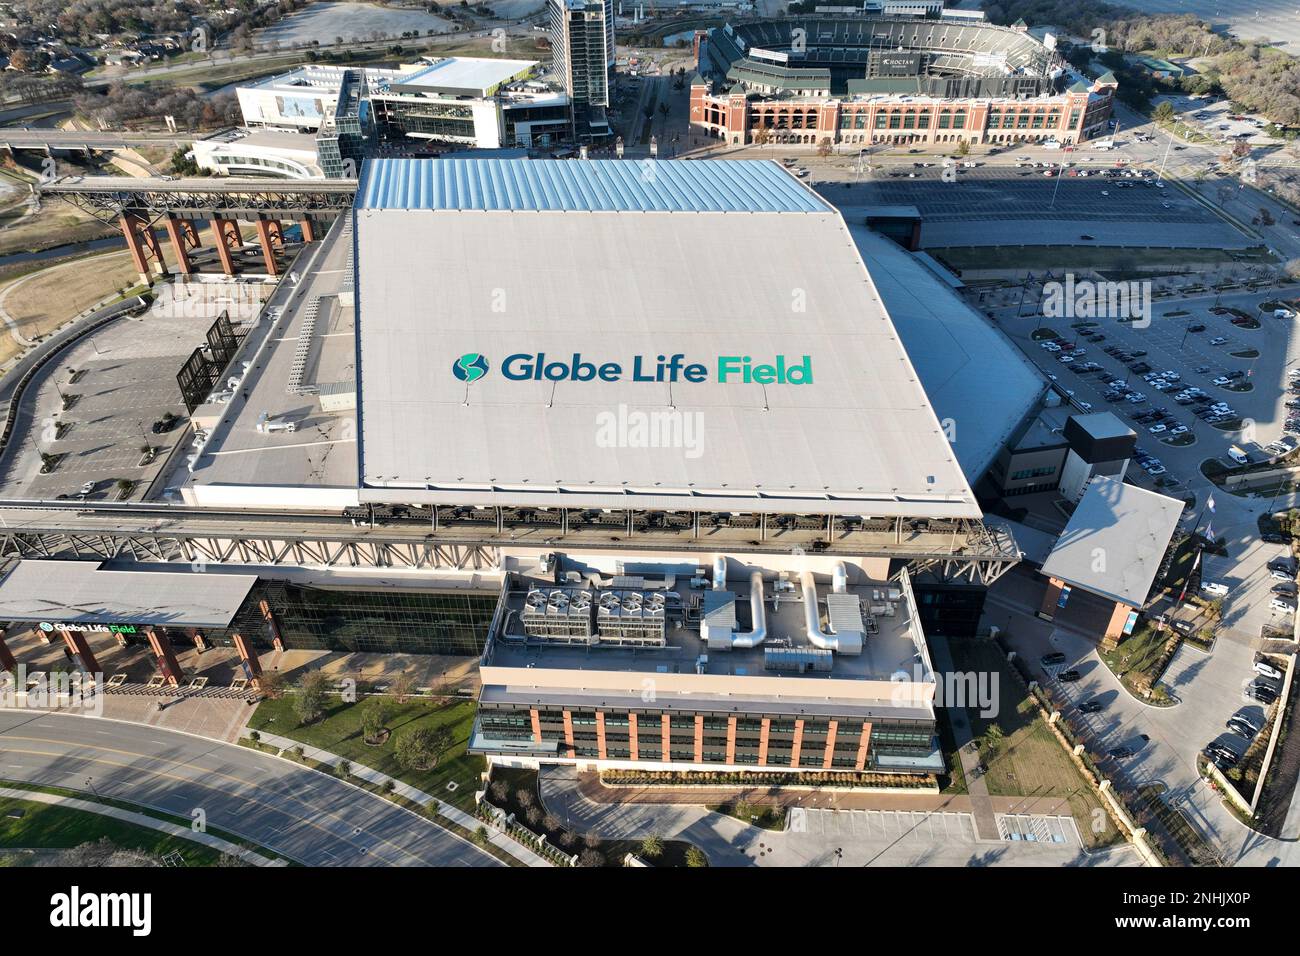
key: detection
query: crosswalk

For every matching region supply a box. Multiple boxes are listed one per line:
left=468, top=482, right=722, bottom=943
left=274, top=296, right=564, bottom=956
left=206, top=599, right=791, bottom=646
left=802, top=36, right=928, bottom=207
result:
left=793, top=807, right=979, bottom=843
left=996, top=813, right=1074, bottom=845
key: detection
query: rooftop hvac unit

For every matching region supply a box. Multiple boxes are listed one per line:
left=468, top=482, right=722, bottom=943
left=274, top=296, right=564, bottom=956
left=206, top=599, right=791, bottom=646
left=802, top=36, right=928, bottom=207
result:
left=764, top=646, right=834, bottom=674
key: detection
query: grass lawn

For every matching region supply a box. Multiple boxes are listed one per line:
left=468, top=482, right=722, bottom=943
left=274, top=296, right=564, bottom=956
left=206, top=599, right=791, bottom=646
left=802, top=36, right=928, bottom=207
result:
left=247, top=695, right=483, bottom=811
left=1098, top=624, right=1176, bottom=704
left=706, top=801, right=788, bottom=831
left=0, top=796, right=224, bottom=866
left=948, top=640, right=1121, bottom=849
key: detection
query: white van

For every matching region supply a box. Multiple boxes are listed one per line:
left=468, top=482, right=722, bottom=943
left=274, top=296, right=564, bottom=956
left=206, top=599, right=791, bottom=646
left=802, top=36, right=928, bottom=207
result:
left=1228, top=446, right=1249, bottom=465
left=1270, top=597, right=1296, bottom=614
left=1201, top=581, right=1229, bottom=597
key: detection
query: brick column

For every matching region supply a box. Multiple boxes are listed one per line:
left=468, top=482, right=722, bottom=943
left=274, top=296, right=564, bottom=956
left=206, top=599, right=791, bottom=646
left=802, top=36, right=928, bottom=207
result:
left=61, top=630, right=101, bottom=675
left=231, top=632, right=263, bottom=686
left=595, top=711, right=608, bottom=759
left=188, top=627, right=208, bottom=653
left=145, top=627, right=183, bottom=687
left=855, top=721, right=873, bottom=771
left=259, top=599, right=283, bottom=652
left=530, top=708, right=542, bottom=744
left=118, top=212, right=167, bottom=284
left=790, top=718, right=805, bottom=767
left=758, top=717, right=770, bottom=766
left=161, top=214, right=195, bottom=275
left=0, top=628, right=17, bottom=674
left=1038, top=576, right=1067, bottom=621
left=661, top=714, right=670, bottom=759
left=628, top=713, right=639, bottom=761
left=254, top=218, right=283, bottom=277
left=300, top=218, right=316, bottom=242
left=822, top=719, right=838, bottom=769
left=725, top=716, right=737, bottom=764
left=694, top=715, right=704, bottom=763
left=1102, top=602, right=1134, bottom=652
left=211, top=216, right=242, bottom=276
left=562, top=710, right=575, bottom=758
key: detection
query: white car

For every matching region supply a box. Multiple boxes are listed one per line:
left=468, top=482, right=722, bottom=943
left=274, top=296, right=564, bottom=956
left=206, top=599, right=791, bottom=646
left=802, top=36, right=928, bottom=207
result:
left=1076, top=402, right=1093, bottom=411
left=1149, top=424, right=1168, bottom=433
left=1043, top=342, right=1062, bottom=352
left=1170, top=425, right=1188, bottom=435
left=1270, top=597, right=1296, bottom=614
left=1210, top=337, right=1228, bottom=346
left=1201, top=581, right=1229, bottom=597
left=1255, top=661, right=1284, bottom=680
left=1213, top=376, right=1231, bottom=386
left=1127, top=393, right=1146, bottom=403
left=1147, top=465, right=1167, bottom=476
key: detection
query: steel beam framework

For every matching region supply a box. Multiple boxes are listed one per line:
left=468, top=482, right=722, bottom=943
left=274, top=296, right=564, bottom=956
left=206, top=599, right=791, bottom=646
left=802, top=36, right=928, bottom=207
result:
left=41, top=177, right=357, bottom=224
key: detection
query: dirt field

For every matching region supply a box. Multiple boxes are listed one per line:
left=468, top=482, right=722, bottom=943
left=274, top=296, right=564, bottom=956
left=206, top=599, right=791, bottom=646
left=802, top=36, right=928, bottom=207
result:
left=0, top=251, right=142, bottom=366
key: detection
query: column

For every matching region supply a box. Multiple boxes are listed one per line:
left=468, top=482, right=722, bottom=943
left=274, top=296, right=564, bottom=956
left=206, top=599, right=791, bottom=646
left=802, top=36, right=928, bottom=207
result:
left=854, top=721, right=873, bottom=771
left=161, top=215, right=194, bottom=276
left=254, top=218, right=283, bottom=277
left=628, top=712, right=639, bottom=761
left=118, top=212, right=168, bottom=284
left=232, top=632, right=263, bottom=686
left=210, top=216, right=243, bottom=276
left=595, top=711, right=608, bottom=759
left=790, top=718, right=805, bottom=767
left=562, top=710, right=575, bottom=758
left=259, top=599, right=284, bottom=652
left=145, top=627, right=183, bottom=687
left=725, top=716, right=737, bottom=764
left=693, top=714, right=704, bottom=764
left=660, top=713, right=670, bottom=759
left=61, top=630, right=101, bottom=675
left=300, top=218, right=317, bottom=242
left=822, top=719, right=839, bottom=770
left=1102, top=602, right=1134, bottom=652
left=0, top=628, right=17, bottom=674
left=758, top=717, right=771, bottom=767
left=530, top=708, right=542, bottom=745
left=1038, top=576, right=1066, bottom=621
left=188, top=627, right=208, bottom=653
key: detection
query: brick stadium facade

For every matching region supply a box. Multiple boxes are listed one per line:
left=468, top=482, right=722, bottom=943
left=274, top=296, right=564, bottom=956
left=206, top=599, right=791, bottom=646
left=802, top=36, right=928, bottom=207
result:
left=690, top=18, right=1117, bottom=148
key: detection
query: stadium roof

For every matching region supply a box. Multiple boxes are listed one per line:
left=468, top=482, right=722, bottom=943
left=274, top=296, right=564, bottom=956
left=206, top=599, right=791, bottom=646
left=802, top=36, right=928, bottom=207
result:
left=843, top=225, right=1045, bottom=482
left=357, top=157, right=830, bottom=213
left=1040, top=477, right=1183, bottom=608
left=0, top=561, right=257, bottom=628
left=353, top=158, right=978, bottom=517
left=391, top=57, right=537, bottom=96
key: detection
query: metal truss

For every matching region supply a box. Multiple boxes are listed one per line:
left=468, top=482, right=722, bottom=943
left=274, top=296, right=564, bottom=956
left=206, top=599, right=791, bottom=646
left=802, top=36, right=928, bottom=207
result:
left=40, top=177, right=358, bottom=223
left=0, top=530, right=496, bottom=572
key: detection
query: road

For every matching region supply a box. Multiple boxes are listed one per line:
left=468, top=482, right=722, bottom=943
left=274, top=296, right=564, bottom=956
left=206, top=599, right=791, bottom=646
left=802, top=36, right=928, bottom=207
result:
left=0, top=709, right=500, bottom=867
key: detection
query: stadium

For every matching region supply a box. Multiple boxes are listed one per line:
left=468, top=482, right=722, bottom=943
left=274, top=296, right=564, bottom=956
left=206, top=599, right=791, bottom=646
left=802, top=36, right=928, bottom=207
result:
left=690, top=15, right=1117, bottom=146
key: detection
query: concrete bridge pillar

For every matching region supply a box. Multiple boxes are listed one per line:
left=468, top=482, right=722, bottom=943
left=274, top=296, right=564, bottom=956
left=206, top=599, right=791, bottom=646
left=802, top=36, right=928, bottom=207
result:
left=254, top=218, right=284, bottom=277
left=210, top=216, right=243, bottom=276
left=118, top=212, right=168, bottom=285
left=145, top=627, right=183, bottom=687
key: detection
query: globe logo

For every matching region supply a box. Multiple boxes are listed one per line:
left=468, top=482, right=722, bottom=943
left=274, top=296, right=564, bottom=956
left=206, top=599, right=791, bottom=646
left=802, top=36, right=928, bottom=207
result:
left=453, top=352, right=489, bottom=383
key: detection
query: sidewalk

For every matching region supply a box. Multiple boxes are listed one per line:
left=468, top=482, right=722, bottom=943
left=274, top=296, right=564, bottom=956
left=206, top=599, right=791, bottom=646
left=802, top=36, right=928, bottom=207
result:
left=0, top=786, right=283, bottom=867
left=245, top=729, right=550, bottom=868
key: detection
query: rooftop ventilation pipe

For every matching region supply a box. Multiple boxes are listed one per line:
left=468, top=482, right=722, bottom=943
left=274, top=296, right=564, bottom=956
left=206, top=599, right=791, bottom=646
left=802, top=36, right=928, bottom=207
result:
left=705, top=570, right=767, bottom=651
left=802, top=569, right=863, bottom=656
left=713, top=555, right=727, bottom=591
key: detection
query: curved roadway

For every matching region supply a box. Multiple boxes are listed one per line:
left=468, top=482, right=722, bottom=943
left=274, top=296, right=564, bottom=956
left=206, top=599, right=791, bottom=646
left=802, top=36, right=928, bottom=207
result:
left=0, top=710, right=500, bottom=867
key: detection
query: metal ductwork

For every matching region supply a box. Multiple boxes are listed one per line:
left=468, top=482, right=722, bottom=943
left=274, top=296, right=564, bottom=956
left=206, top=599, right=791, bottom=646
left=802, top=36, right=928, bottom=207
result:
left=801, top=569, right=863, bottom=656
left=833, top=561, right=849, bottom=594
left=713, top=555, right=727, bottom=591
left=704, top=570, right=767, bottom=651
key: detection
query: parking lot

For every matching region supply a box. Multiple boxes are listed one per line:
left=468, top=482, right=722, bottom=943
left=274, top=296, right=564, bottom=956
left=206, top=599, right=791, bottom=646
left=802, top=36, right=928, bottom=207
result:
left=997, top=288, right=1300, bottom=481
left=0, top=287, right=239, bottom=501
left=819, top=162, right=1251, bottom=248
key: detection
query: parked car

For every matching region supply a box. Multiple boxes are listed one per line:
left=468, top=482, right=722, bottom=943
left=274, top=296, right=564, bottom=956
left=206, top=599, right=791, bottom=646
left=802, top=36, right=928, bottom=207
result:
left=1255, top=660, right=1284, bottom=681
left=1079, top=699, right=1104, bottom=714
left=1056, top=669, right=1082, bottom=683
left=1040, top=652, right=1067, bottom=666
left=1108, top=746, right=1135, bottom=759
left=1227, top=716, right=1262, bottom=738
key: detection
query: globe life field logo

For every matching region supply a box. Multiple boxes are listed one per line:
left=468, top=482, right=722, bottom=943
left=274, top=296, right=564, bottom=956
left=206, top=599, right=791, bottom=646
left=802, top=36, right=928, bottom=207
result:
left=453, top=352, right=490, bottom=383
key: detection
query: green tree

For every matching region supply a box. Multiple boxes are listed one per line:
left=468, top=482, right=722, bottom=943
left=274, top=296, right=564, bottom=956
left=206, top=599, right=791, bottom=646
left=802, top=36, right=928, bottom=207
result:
left=360, top=698, right=391, bottom=743
left=294, top=670, right=329, bottom=725
left=395, top=724, right=454, bottom=771
left=685, top=846, right=708, bottom=867
left=1153, top=101, right=1175, bottom=123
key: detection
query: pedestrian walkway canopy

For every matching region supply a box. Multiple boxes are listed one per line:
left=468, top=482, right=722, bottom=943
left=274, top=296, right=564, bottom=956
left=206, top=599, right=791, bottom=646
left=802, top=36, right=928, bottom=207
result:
left=0, top=560, right=257, bottom=629
left=1039, top=477, right=1182, bottom=608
